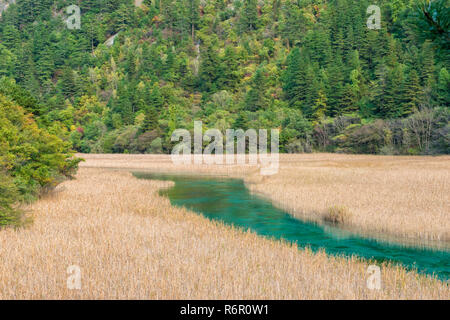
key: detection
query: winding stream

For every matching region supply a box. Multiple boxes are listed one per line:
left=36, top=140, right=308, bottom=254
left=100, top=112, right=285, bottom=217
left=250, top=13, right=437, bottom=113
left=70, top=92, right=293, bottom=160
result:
left=135, top=172, right=450, bottom=280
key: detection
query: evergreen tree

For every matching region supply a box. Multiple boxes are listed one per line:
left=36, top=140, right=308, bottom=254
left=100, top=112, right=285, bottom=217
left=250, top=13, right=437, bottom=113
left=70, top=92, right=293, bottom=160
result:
left=382, top=64, right=405, bottom=118
left=312, top=90, right=328, bottom=122
left=114, top=85, right=134, bottom=125
left=244, top=68, right=267, bottom=112
left=239, top=0, right=258, bottom=32
left=198, top=43, right=220, bottom=92
left=326, top=56, right=345, bottom=116
left=218, top=46, right=239, bottom=90
left=163, top=48, right=176, bottom=81
left=148, top=86, right=164, bottom=110
left=233, top=111, right=249, bottom=130
left=36, top=47, right=54, bottom=82
left=60, top=66, right=76, bottom=99
left=341, top=84, right=358, bottom=114
left=142, top=106, right=159, bottom=132
left=283, top=48, right=303, bottom=106
left=421, top=41, right=436, bottom=88
left=187, top=0, right=200, bottom=42
left=281, top=1, right=310, bottom=47
left=436, top=68, right=450, bottom=106
left=402, top=69, right=421, bottom=116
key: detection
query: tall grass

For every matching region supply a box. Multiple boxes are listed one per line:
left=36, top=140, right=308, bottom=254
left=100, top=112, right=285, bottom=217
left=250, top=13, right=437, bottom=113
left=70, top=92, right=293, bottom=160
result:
left=0, top=165, right=447, bottom=299
left=80, top=153, right=450, bottom=242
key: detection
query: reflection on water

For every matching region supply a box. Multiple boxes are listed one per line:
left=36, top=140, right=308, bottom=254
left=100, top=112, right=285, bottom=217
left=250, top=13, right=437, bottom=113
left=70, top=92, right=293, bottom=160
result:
left=135, top=172, right=450, bottom=280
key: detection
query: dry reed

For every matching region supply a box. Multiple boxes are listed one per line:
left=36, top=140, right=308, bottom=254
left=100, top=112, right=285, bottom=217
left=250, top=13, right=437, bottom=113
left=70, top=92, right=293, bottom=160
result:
left=0, top=162, right=448, bottom=299
left=80, top=153, right=450, bottom=242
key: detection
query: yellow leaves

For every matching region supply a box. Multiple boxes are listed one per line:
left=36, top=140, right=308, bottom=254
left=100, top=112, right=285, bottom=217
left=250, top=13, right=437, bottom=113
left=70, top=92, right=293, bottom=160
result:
left=303, top=12, right=316, bottom=23
left=134, top=113, right=145, bottom=127
left=73, top=95, right=107, bottom=125
left=137, top=81, right=146, bottom=91
left=0, top=94, right=79, bottom=195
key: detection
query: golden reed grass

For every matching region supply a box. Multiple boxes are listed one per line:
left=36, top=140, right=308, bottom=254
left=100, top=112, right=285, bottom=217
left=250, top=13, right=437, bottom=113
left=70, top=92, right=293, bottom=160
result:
left=80, top=153, right=450, bottom=242
left=0, top=158, right=448, bottom=299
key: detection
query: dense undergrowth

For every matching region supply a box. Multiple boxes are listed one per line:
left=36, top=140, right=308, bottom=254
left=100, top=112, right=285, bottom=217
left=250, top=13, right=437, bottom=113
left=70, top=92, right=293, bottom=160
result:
left=0, top=92, right=80, bottom=226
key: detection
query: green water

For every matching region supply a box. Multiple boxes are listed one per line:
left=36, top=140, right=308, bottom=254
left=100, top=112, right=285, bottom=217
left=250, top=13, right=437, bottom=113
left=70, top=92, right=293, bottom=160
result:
left=135, top=172, right=450, bottom=280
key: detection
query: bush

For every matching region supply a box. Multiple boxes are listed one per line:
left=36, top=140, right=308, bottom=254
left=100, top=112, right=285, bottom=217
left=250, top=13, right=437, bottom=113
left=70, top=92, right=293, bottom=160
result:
left=323, top=206, right=352, bottom=225
left=348, top=121, right=386, bottom=154
left=0, top=94, right=80, bottom=226
left=113, top=126, right=138, bottom=153
left=135, top=130, right=159, bottom=153
left=148, top=137, right=163, bottom=154
left=0, top=170, right=22, bottom=226
left=285, top=139, right=312, bottom=153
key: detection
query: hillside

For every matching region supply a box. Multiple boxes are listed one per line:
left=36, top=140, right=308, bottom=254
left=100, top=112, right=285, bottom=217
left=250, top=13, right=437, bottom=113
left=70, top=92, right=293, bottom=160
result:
left=0, top=0, right=448, bottom=155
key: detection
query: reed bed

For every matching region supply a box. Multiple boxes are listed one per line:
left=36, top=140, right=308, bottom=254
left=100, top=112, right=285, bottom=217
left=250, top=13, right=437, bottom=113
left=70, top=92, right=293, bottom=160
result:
left=0, top=167, right=448, bottom=299
left=80, top=153, right=450, bottom=242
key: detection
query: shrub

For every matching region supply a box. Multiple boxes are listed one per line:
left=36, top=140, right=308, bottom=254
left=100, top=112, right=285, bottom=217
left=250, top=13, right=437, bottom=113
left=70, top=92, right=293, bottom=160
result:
left=113, top=126, right=138, bottom=153
left=0, top=94, right=81, bottom=226
left=135, top=130, right=159, bottom=153
left=148, top=137, right=163, bottom=154
left=323, top=206, right=352, bottom=225
left=285, top=139, right=312, bottom=153
left=0, top=170, right=22, bottom=226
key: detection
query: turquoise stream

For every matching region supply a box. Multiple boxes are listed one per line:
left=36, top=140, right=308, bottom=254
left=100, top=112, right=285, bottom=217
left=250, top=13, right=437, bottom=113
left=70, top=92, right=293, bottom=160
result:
left=135, top=172, right=450, bottom=280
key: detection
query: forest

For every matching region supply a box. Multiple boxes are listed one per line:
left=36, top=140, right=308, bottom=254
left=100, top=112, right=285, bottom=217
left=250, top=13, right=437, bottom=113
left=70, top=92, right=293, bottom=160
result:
left=0, top=0, right=449, bottom=223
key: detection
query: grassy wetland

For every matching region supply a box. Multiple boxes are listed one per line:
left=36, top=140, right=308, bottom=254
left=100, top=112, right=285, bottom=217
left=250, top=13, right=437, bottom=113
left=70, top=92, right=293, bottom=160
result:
left=0, top=154, right=448, bottom=299
left=82, top=154, right=450, bottom=243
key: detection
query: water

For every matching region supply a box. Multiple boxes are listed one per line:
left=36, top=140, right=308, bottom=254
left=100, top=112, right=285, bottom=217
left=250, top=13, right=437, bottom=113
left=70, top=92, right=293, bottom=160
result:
left=135, top=172, right=450, bottom=280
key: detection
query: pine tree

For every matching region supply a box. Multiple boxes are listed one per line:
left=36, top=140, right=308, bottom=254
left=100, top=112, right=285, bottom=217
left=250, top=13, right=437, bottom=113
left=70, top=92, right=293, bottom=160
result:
left=281, top=1, right=309, bottom=47
left=240, top=0, right=258, bottom=32
left=142, top=106, right=159, bottom=132
left=244, top=68, right=267, bottom=112
left=326, top=56, right=345, bottom=116
left=218, top=46, right=239, bottom=90
left=127, top=50, right=138, bottom=79
left=402, top=69, right=421, bottom=116
left=1, top=25, right=19, bottom=49
left=60, top=66, right=76, bottom=98
left=199, top=43, right=220, bottom=92
left=384, top=64, right=405, bottom=118
left=187, top=0, right=200, bottom=42
left=233, top=111, right=249, bottom=130
left=115, top=85, right=134, bottom=125
left=305, top=28, right=332, bottom=68
left=148, top=85, right=164, bottom=110
left=341, top=84, right=358, bottom=114
left=116, top=4, right=131, bottom=31
left=163, top=48, right=176, bottom=81
left=36, top=47, right=54, bottom=82
left=436, top=68, right=450, bottom=106
left=421, top=41, right=436, bottom=88
left=283, top=48, right=303, bottom=105
left=312, top=89, right=327, bottom=122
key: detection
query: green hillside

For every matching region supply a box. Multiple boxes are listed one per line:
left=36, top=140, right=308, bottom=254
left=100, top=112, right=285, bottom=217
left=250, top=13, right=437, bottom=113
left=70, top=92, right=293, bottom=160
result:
left=0, top=0, right=448, bottom=157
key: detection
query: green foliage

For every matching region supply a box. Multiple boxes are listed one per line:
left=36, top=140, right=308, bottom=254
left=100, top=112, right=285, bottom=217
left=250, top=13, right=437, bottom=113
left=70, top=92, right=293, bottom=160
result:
left=406, top=0, right=449, bottom=51
left=0, top=170, right=22, bottom=227
left=0, top=94, right=80, bottom=226
left=0, top=0, right=447, bottom=161
left=239, top=0, right=259, bottom=32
